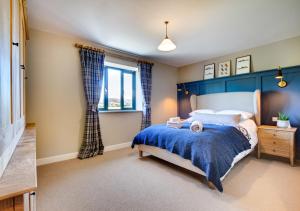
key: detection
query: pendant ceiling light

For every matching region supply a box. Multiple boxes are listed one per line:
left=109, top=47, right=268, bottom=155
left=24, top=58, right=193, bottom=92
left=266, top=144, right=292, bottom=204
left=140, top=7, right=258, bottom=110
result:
left=158, top=21, right=176, bottom=52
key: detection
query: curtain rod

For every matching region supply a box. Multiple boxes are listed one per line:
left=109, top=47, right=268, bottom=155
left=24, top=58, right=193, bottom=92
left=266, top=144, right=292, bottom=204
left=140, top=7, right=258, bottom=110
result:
left=74, top=43, right=153, bottom=65
left=75, top=43, right=105, bottom=53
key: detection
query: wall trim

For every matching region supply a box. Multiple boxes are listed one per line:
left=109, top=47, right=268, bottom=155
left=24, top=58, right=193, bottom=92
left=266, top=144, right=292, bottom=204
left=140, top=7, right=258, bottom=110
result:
left=104, top=141, right=131, bottom=152
left=37, top=152, right=78, bottom=167
left=37, top=142, right=132, bottom=166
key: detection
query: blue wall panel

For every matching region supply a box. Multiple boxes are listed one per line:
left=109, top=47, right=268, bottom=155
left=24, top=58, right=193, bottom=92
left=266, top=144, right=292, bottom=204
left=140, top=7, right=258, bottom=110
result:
left=177, top=65, right=300, bottom=158
left=200, top=81, right=225, bottom=95
left=226, top=77, right=257, bottom=92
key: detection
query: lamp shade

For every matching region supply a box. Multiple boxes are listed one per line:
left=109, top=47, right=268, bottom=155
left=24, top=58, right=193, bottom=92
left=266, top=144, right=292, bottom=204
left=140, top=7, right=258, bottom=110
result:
left=158, top=21, right=176, bottom=52
left=275, top=67, right=283, bottom=79
left=158, top=38, right=176, bottom=51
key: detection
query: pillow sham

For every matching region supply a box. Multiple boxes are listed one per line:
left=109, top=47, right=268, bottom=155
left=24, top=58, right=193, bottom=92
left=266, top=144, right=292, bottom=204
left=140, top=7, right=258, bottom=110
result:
left=216, top=110, right=253, bottom=120
left=189, top=109, right=215, bottom=116
left=189, top=113, right=241, bottom=126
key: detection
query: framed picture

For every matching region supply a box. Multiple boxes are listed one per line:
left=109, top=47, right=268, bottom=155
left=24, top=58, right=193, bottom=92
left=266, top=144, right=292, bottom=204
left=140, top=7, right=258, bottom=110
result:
left=204, top=63, right=215, bottom=80
left=218, top=61, right=231, bottom=77
left=236, top=55, right=251, bottom=75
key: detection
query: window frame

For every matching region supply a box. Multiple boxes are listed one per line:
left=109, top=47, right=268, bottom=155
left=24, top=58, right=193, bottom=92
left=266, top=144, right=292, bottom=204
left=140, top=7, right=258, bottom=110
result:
left=99, top=66, right=136, bottom=111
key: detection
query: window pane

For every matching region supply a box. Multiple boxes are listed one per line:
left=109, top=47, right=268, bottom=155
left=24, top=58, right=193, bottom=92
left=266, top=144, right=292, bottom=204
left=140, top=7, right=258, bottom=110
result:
left=108, top=68, right=121, bottom=110
left=124, top=73, right=133, bottom=108
left=98, top=79, right=104, bottom=109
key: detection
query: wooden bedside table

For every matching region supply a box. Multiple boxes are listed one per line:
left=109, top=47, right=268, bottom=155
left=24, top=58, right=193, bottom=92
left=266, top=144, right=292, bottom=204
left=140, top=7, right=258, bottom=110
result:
left=258, top=125, right=297, bottom=166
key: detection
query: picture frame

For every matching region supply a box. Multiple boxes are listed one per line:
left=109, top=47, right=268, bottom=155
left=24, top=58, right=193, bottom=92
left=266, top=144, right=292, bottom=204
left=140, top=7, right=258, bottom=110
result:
left=236, top=55, right=251, bottom=75
left=218, top=61, right=231, bottom=78
left=203, top=63, right=215, bottom=80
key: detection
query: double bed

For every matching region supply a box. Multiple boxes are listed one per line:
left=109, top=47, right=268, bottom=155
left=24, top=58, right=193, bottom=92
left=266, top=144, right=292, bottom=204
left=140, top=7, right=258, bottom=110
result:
left=132, top=90, right=261, bottom=192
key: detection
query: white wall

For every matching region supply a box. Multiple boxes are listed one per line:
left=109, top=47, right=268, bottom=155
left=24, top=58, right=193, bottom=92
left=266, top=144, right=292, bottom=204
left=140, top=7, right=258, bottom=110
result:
left=178, top=36, right=300, bottom=83
left=26, top=29, right=178, bottom=159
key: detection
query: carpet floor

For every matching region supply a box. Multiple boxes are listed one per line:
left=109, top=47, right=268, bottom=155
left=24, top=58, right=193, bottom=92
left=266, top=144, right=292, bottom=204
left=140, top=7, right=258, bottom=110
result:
left=37, top=148, right=300, bottom=211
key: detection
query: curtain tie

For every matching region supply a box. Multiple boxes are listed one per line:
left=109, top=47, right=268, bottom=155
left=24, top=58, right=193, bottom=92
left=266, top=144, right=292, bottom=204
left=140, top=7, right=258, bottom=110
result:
left=88, top=104, right=98, bottom=112
left=143, top=106, right=151, bottom=114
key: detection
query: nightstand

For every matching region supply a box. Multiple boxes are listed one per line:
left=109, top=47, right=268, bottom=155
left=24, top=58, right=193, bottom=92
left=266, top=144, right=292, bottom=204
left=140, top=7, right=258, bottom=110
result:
left=258, top=125, right=297, bottom=166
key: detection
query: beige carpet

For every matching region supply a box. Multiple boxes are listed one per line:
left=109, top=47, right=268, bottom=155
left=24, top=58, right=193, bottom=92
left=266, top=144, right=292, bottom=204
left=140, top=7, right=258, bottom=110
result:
left=37, top=148, right=300, bottom=211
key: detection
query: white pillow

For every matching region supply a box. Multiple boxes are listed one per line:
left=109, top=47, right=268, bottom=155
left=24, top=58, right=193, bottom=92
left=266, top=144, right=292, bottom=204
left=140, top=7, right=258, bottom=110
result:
left=189, top=109, right=215, bottom=116
left=189, top=113, right=241, bottom=126
left=216, top=110, right=253, bottom=120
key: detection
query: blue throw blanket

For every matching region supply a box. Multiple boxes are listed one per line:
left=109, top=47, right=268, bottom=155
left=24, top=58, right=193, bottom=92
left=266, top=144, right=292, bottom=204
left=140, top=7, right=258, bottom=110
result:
left=131, top=123, right=251, bottom=192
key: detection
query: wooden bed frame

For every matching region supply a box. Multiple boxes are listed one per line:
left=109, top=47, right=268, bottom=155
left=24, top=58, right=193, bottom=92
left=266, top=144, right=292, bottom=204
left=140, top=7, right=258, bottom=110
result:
left=137, top=90, right=261, bottom=189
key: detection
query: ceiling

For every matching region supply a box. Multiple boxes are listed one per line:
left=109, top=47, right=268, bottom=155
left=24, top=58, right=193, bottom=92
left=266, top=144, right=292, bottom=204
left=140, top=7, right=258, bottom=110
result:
left=27, top=0, right=300, bottom=67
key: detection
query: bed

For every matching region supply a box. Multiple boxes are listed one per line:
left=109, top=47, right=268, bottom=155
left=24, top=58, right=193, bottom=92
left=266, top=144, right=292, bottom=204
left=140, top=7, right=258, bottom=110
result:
left=132, top=90, right=261, bottom=192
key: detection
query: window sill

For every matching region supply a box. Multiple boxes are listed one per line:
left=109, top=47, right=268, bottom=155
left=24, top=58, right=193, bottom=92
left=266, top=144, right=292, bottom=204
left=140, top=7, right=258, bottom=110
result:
left=99, top=110, right=142, bottom=114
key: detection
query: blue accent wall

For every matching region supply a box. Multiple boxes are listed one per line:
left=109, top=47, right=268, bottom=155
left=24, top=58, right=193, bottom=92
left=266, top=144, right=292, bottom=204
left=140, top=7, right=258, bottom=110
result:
left=177, top=65, right=300, bottom=158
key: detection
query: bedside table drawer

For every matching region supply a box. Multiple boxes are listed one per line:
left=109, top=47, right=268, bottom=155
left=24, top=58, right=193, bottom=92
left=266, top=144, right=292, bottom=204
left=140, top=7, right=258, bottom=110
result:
left=260, top=138, right=290, bottom=151
left=260, top=145, right=289, bottom=157
left=259, top=129, right=291, bottom=140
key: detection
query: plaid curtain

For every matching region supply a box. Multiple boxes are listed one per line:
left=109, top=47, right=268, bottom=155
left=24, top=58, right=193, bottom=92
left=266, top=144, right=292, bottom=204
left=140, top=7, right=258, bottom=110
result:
left=78, top=48, right=105, bottom=159
left=138, top=62, right=153, bottom=130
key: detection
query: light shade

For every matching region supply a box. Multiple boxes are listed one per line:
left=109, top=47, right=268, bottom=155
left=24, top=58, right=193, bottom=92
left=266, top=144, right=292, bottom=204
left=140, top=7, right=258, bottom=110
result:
left=158, top=38, right=176, bottom=52
left=275, top=68, right=283, bottom=79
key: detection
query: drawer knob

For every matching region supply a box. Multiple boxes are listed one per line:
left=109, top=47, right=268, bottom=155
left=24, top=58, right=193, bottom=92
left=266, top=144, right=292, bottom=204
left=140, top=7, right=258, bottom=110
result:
left=273, top=149, right=276, bottom=152
left=273, top=141, right=276, bottom=144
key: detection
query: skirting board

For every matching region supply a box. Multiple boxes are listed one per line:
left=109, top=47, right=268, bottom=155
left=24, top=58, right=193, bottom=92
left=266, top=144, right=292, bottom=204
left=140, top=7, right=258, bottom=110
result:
left=37, top=142, right=132, bottom=166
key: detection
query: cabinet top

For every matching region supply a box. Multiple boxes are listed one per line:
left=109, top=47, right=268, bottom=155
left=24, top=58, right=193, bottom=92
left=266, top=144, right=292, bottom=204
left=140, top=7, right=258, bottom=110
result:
left=0, top=127, right=37, bottom=200
left=258, top=125, right=297, bottom=133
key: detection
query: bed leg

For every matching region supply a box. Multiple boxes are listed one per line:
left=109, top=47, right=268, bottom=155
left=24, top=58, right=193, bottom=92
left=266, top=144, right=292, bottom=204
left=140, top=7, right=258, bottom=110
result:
left=207, top=181, right=215, bottom=190
left=138, top=150, right=143, bottom=158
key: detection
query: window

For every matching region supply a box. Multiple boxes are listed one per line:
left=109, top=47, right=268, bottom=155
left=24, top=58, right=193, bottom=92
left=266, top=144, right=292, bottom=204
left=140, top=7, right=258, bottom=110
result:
left=99, top=66, right=136, bottom=111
